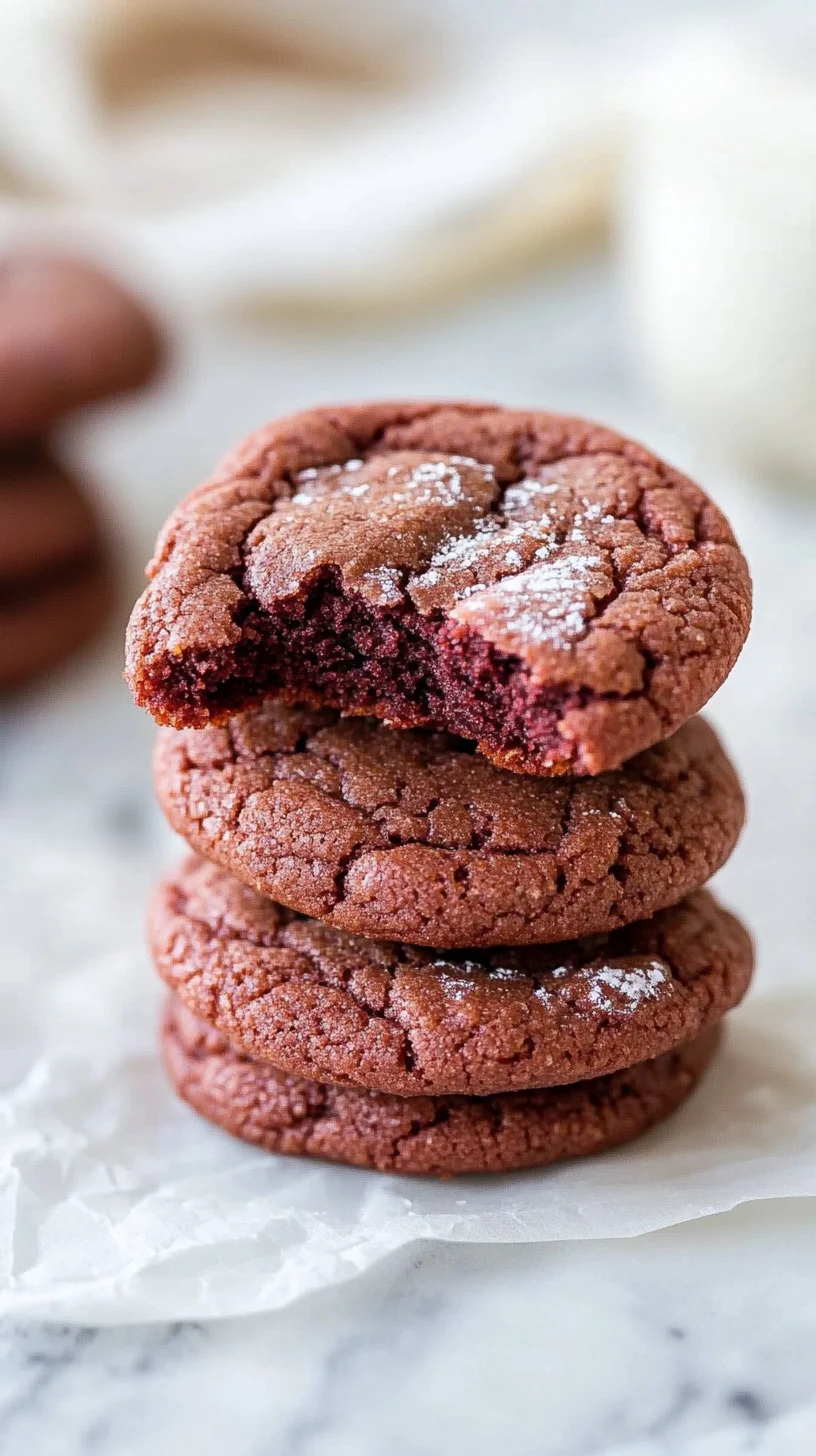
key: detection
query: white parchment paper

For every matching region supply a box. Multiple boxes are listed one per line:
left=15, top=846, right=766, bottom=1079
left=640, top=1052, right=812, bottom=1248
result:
left=1, top=612, right=815, bottom=1325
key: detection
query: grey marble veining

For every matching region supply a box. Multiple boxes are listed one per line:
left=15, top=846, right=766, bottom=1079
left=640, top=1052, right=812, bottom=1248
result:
left=1, top=1203, right=815, bottom=1456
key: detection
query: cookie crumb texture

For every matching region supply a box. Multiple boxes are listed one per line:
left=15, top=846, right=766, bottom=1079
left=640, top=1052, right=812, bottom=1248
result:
left=163, top=998, right=719, bottom=1176
left=154, top=708, right=744, bottom=946
left=150, top=856, right=753, bottom=1097
left=126, top=403, right=751, bottom=775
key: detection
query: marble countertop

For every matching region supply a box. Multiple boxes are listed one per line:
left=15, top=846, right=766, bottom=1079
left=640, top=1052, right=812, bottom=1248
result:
left=2, top=255, right=816, bottom=1453
left=1, top=1201, right=815, bottom=1456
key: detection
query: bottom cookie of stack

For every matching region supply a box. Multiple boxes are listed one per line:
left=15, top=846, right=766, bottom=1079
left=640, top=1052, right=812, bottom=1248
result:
left=162, top=997, right=720, bottom=1177
left=151, top=857, right=753, bottom=1177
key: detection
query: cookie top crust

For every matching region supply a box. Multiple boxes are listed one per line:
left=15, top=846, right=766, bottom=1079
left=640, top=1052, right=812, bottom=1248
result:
left=126, top=401, right=751, bottom=775
left=0, top=252, right=164, bottom=440
left=163, top=997, right=720, bottom=1177
left=149, top=855, right=753, bottom=1097
left=154, top=707, right=744, bottom=947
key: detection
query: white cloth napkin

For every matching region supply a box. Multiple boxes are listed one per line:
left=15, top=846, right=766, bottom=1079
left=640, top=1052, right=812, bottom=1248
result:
left=0, top=0, right=616, bottom=311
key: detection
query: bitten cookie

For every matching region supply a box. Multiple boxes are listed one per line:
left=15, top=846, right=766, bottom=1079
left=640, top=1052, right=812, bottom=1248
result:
left=162, top=997, right=719, bottom=1177
left=149, top=855, right=753, bottom=1097
left=154, top=707, right=744, bottom=947
left=0, top=252, right=164, bottom=439
left=126, top=402, right=751, bottom=775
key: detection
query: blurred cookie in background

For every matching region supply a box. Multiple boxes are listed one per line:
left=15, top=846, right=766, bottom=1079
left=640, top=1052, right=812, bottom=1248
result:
left=0, top=450, right=112, bottom=689
left=0, top=558, right=112, bottom=691
left=0, top=248, right=167, bottom=688
left=0, top=449, right=103, bottom=584
left=0, top=251, right=165, bottom=441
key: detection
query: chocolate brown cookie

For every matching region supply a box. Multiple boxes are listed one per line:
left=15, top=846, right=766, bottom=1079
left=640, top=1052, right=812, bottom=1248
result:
left=149, top=856, right=753, bottom=1097
left=0, top=451, right=111, bottom=689
left=162, top=997, right=719, bottom=1176
left=0, top=252, right=164, bottom=440
left=154, top=708, right=744, bottom=947
left=126, top=402, right=751, bottom=775
left=0, top=452, right=100, bottom=583
left=0, top=562, right=111, bottom=690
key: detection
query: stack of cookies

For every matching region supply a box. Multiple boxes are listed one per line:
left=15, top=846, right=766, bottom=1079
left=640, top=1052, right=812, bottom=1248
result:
left=126, top=402, right=754, bottom=1178
left=1, top=251, right=163, bottom=690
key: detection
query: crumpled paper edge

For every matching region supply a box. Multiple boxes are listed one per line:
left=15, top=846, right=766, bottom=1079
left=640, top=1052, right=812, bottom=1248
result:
left=2, top=989, right=815, bottom=1325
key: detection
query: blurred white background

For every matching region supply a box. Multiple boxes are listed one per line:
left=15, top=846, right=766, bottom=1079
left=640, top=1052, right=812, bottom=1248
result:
left=4, top=0, right=815, bottom=474
left=2, top=2, right=816, bottom=1451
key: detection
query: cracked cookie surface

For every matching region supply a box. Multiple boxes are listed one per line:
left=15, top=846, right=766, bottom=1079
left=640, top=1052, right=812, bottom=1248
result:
left=126, top=401, right=751, bottom=775
left=162, top=997, right=720, bottom=1176
left=154, top=708, right=744, bottom=947
left=150, top=856, right=753, bottom=1097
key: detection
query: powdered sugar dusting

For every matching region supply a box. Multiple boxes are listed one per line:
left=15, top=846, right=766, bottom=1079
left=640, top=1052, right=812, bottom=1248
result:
left=386, top=457, right=494, bottom=510
left=362, top=566, right=403, bottom=606
left=428, top=955, right=670, bottom=1016
left=285, top=457, right=618, bottom=640
left=433, top=974, right=471, bottom=1003
left=431, top=960, right=483, bottom=1002
left=503, top=477, right=560, bottom=512
left=419, top=514, right=507, bottom=575
left=455, top=541, right=608, bottom=649
left=585, top=960, right=668, bottom=1013
left=289, top=455, right=492, bottom=526
left=531, top=957, right=669, bottom=1014
left=533, top=964, right=568, bottom=1007
left=411, top=473, right=620, bottom=625
left=430, top=958, right=528, bottom=1001
left=292, top=461, right=367, bottom=506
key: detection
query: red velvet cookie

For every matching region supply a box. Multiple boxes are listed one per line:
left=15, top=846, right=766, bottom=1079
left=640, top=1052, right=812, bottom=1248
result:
left=0, top=565, right=111, bottom=689
left=154, top=707, right=744, bottom=947
left=162, top=997, right=720, bottom=1177
left=0, top=452, right=111, bottom=689
left=0, top=452, right=100, bottom=582
left=149, top=855, right=753, bottom=1097
left=126, top=402, right=751, bottom=776
left=0, top=252, right=164, bottom=439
